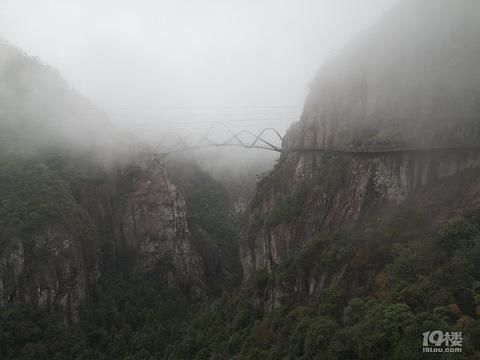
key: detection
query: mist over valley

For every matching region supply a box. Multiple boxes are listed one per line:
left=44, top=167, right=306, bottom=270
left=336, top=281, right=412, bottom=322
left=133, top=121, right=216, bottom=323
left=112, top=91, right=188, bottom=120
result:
left=0, top=1, right=479, bottom=358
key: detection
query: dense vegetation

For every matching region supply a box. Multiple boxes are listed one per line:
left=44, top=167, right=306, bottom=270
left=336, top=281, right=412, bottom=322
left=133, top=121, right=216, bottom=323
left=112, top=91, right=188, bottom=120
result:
left=2, top=203, right=480, bottom=359
left=165, top=209, right=480, bottom=359
left=2, top=143, right=479, bottom=359
left=1, top=125, right=479, bottom=359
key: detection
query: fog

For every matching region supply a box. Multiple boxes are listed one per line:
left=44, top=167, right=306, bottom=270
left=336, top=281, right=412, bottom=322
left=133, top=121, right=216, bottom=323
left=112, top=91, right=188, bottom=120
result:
left=0, top=0, right=397, bottom=196
left=0, top=0, right=395, bottom=136
left=293, top=0, right=480, bottom=153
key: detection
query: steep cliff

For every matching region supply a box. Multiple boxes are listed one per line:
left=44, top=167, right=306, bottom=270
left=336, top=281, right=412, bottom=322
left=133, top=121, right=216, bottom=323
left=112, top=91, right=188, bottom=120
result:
left=118, top=161, right=206, bottom=295
left=0, top=41, right=208, bottom=315
left=240, top=0, right=480, bottom=304
left=0, top=152, right=210, bottom=319
left=293, top=0, right=480, bottom=150
left=0, top=156, right=101, bottom=320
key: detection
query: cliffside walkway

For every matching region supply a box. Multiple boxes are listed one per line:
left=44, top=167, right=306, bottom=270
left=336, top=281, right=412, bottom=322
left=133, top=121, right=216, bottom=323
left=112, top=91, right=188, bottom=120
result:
left=289, top=145, right=480, bottom=154
left=154, top=122, right=480, bottom=159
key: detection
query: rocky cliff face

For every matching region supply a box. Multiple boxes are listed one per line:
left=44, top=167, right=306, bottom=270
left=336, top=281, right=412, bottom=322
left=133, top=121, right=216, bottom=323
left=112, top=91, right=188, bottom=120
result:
left=0, top=157, right=208, bottom=317
left=241, top=150, right=480, bottom=277
left=239, top=0, right=480, bottom=305
left=0, top=160, right=102, bottom=321
left=0, top=221, right=101, bottom=321
left=119, top=161, right=205, bottom=296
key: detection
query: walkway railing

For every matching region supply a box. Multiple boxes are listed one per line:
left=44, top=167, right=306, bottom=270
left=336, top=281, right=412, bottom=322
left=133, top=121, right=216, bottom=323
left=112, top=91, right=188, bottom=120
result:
left=153, top=122, right=480, bottom=159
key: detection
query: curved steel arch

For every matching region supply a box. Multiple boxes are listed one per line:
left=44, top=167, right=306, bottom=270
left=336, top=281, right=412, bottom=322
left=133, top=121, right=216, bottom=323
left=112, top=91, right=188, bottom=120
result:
left=154, top=121, right=286, bottom=159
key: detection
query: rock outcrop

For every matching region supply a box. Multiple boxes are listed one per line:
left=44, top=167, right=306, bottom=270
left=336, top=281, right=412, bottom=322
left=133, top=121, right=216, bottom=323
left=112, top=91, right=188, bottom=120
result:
left=239, top=0, right=480, bottom=302
left=0, top=162, right=102, bottom=321
left=0, top=222, right=101, bottom=317
left=0, top=157, right=208, bottom=317
left=120, top=161, right=206, bottom=296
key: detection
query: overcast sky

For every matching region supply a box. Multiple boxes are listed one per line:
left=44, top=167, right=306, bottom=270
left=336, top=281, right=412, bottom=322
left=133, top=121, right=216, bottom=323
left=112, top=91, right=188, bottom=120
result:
left=0, top=0, right=396, bottom=136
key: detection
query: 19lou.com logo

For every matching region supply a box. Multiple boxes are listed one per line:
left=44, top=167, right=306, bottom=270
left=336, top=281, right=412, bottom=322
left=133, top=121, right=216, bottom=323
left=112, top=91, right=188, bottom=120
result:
left=423, top=330, right=462, bottom=353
